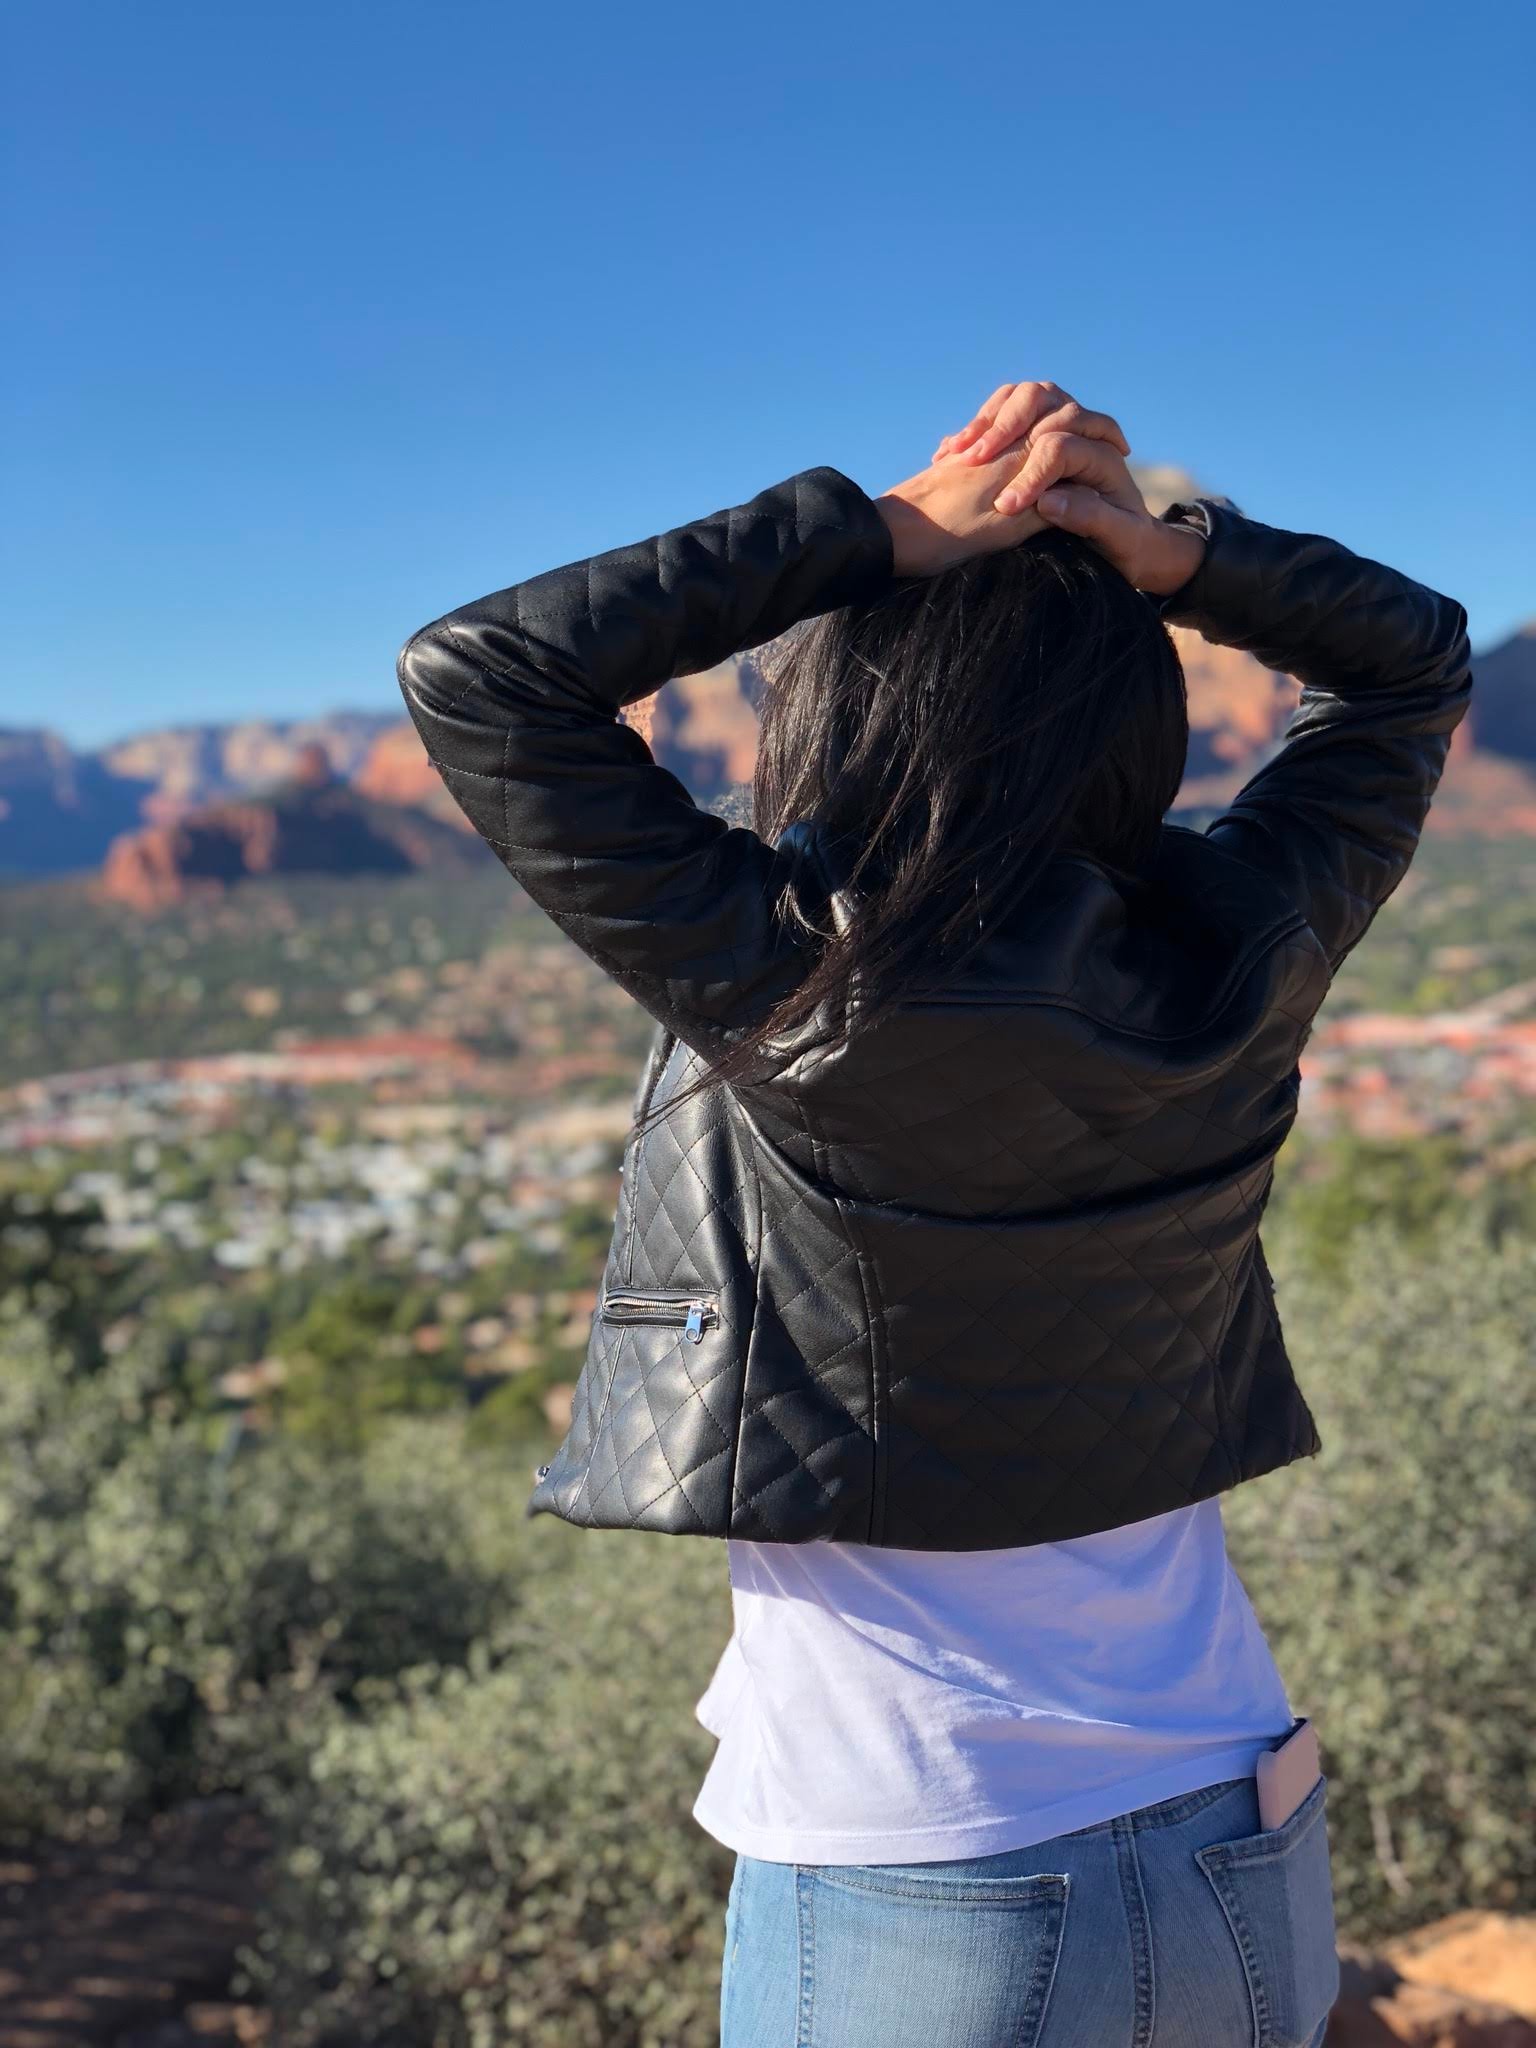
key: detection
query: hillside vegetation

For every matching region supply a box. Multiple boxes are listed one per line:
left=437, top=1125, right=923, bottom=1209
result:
left=2, top=1186, right=1532, bottom=2044
left=3, top=843, right=1534, bottom=2040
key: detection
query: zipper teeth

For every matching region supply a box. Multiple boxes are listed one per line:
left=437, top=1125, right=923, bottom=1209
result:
left=602, top=1291, right=717, bottom=1314
left=599, top=1290, right=719, bottom=1336
left=603, top=1289, right=717, bottom=1305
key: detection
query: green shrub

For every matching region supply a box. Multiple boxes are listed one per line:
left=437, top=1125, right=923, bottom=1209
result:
left=243, top=1526, right=733, bottom=2048
left=5, top=1195, right=1532, bottom=2036
left=275, top=1275, right=462, bottom=1454
left=1267, top=1128, right=1536, bottom=1280
left=0, top=1310, right=506, bottom=1834
left=1231, top=1214, right=1536, bottom=1939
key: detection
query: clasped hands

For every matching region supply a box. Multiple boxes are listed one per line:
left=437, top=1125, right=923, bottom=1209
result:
left=875, top=379, right=1206, bottom=597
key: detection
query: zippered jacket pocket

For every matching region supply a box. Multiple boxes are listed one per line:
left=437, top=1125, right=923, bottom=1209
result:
left=599, top=1286, right=721, bottom=1345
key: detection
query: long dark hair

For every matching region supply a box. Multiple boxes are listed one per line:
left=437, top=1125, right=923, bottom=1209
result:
left=643, top=529, right=1188, bottom=1128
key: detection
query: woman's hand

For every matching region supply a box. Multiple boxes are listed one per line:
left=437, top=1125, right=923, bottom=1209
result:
left=932, top=379, right=1131, bottom=470
left=876, top=378, right=1119, bottom=575
left=875, top=441, right=1052, bottom=579
left=924, top=378, right=1208, bottom=598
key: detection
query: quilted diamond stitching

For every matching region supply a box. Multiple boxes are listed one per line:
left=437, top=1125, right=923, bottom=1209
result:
left=396, top=469, right=1464, bottom=1550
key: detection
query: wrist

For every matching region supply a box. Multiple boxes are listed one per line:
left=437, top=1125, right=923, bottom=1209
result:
left=1137, top=522, right=1207, bottom=598
left=876, top=468, right=1046, bottom=579
left=874, top=488, right=928, bottom=578
left=875, top=480, right=975, bottom=579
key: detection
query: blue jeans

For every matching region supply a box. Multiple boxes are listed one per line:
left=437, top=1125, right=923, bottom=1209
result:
left=719, top=1774, right=1339, bottom=2048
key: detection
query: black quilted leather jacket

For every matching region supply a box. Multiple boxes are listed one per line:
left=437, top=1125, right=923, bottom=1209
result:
left=397, top=467, right=1470, bottom=1550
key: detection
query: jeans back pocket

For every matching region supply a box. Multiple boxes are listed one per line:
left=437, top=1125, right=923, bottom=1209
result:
left=796, top=1864, right=1069, bottom=2048
left=1195, top=1775, right=1339, bottom=2048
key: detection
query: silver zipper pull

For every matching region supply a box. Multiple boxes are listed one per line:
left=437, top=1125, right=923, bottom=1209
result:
left=685, top=1301, right=706, bottom=1343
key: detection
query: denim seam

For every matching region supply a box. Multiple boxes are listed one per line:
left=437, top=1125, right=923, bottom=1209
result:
left=805, top=1868, right=1070, bottom=1906
left=794, top=1865, right=817, bottom=2048
left=725, top=1856, right=743, bottom=1987
left=1199, top=1784, right=1327, bottom=1868
left=1054, top=1777, right=1250, bottom=1846
left=1129, top=1777, right=1251, bottom=1833
left=1196, top=1859, right=1268, bottom=2046
left=1113, top=1816, right=1156, bottom=2048
left=1016, top=1874, right=1070, bottom=2048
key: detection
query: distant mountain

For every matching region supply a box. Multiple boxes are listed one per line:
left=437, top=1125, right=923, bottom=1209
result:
left=1465, top=623, right=1536, bottom=763
left=1132, top=464, right=1536, bottom=825
left=98, top=711, right=398, bottom=812
left=0, top=728, right=156, bottom=877
left=2, top=494, right=1531, bottom=885
left=1169, top=620, right=1536, bottom=830
left=355, top=659, right=762, bottom=822
left=353, top=721, right=476, bottom=829
left=1421, top=717, right=1536, bottom=836
left=0, top=712, right=400, bottom=879
left=98, top=745, right=491, bottom=910
left=637, top=658, right=763, bottom=799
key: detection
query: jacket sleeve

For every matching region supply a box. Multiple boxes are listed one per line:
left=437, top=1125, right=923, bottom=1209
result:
left=1156, top=498, right=1472, bottom=976
left=395, top=465, right=895, bottom=1057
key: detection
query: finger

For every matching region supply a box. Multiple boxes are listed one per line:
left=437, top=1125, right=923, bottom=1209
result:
left=962, top=380, right=1065, bottom=464
left=945, top=383, right=1017, bottom=453
left=992, top=430, right=1128, bottom=516
left=1033, top=480, right=1144, bottom=552
left=966, top=388, right=1131, bottom=467
left=1042, top=401, right=1131, bottom=459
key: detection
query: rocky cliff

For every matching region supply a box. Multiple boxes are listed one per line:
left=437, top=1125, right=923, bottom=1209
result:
left=98, top=745, right=490, bottom=910
left=98, top=711, right=397, bottom=813
left=3, top=497, right=1532, bottom=881
left=0, top=728, right=155, bottom=877
left=1, top=713, right=399, bottom=879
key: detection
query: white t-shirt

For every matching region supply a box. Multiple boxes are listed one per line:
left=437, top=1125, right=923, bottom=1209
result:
left=692, top=1498, right=1294, bottom=1864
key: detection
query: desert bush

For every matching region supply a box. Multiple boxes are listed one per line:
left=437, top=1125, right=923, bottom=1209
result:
left=242, top=1204, right=1534, bottom=2047
left=0, top=1308, right=507, bottom=1835
left=275, top=1274, right=462, bottom=1454
left=243, top=1525, right=733, bottom=2048
left=1230, top=1212, right=1536, bottom=1939
left=1267, top=1126, right=1536, bottom=1279
left=5, top=1195, right=1531, bottom=2036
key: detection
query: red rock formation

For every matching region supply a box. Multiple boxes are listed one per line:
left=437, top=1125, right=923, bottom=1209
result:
left=354, top=723, right=473, bottom=829
left=360, top=632, right=1536, bottom=837
left=15, top=506, right=1523, bottom=886
left=649, top=659, right=763, bottom=796
left=100, top=835, right=193, bottom=911
left=1169, top=626, right=1298, bottom=800
left=289, top=740, right=334, bottom=789
left=98, top=780, right=488, bottom=911
left=1428, top=738, right=1536, bottom=837
left=1331, top=1913, right=1536, bottom=2044
left=102, top=809, right=277, bottom=910
left=356, top=659, right=763, bottom=823
left=1384, top=1912, right=1536, bottom=2023
left=99, top=713, right=396, bottom=807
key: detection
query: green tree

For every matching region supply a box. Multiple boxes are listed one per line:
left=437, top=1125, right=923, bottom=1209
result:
left=0, top=1188, right=125, bottom=1375
left=1230, top=1213, right=1536, bottom=1937
left=275, top=1272, right=460, bottom=1454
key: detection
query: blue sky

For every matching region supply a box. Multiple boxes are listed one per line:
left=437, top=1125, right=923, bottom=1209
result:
left=7, top=0, right=1532, bottom=749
